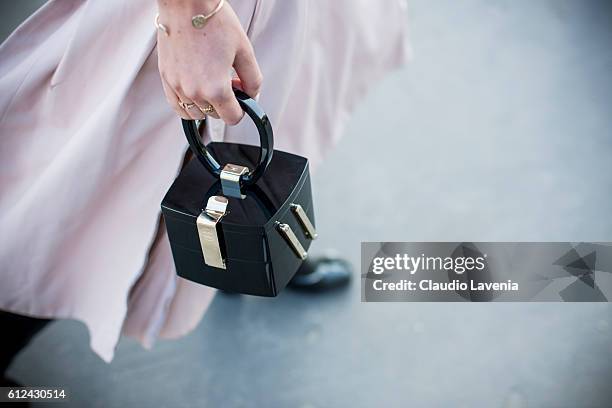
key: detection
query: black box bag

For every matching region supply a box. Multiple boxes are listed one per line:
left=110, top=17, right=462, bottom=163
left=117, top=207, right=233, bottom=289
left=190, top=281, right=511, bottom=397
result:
left=161, top=90, right=317, bottom=297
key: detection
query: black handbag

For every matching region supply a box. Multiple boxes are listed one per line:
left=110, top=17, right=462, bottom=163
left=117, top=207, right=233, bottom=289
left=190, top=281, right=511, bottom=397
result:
left=161, top=90, right=317, bottom=296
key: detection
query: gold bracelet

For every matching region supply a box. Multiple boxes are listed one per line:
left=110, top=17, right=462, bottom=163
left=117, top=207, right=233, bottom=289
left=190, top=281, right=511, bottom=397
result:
left=155, top=0, right=225, bottom=36
left=192, top=0, right=225, bottom=29
left=155, top=14, right=169, bottom=36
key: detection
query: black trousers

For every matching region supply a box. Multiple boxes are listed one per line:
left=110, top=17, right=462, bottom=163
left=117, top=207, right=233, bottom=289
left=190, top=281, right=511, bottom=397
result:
left=0, top=312, right=49, bottom=376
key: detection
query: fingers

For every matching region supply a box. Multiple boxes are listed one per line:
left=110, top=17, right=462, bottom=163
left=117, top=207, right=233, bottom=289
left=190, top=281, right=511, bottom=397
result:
left=163, top=75, right=250, bottom=125
left=233, top=44, right=263, bottom=98
left=185, top=94, right=220, bottom=120
left=201, top=79, right=244, bottom=125
left=197, top=101, right=220, bottom=120
left=181, top=100, right=206, bottom=120
left=163, top=74, right=213, bottom=120
left=174, top=85, right=205, bottom=121
left=161, top=76, right=191, bottom=119
left=231, top=77, right=243, bottom=92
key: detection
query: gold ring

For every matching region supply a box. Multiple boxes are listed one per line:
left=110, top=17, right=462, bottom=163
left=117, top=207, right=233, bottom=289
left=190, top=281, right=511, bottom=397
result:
left=200, top=104, right=216, bottom=115
left=179, top=101, right=197, bottom=111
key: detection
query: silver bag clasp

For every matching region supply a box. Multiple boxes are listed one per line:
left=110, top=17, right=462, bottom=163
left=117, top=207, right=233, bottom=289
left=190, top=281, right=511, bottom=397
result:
left=196, top=195, right=229, bottom=269
left=290, top=203, right=317, bottom=239
left=220, top=164, right=249, bottom=198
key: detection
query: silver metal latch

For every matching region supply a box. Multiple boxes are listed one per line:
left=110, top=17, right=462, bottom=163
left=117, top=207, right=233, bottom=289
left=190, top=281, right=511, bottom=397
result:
left=276, top=222, right=307, bottom=260
left=290, top=203, right=317, bottom=239
left=220, top=163, right=249, bottom=198
left=197, top=195, right=229, bottom=269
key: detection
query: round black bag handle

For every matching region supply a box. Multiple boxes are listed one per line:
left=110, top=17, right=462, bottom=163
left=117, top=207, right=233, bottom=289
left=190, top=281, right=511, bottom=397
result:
left=181, top=89, right=274, bottom=187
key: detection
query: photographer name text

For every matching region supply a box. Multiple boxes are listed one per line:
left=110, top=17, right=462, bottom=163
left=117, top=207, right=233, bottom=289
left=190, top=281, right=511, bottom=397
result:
left=369, top=254, right=519, bottom=292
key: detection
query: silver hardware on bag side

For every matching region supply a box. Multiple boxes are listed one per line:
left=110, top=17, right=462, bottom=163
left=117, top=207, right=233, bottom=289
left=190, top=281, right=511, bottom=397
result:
left=220, top=163, right=249, bottom=198
left=290, top=203, right=317, bottom=239
left=276, top=222, right=307, bottom=260
left=197, top=195, right=229, bottom=269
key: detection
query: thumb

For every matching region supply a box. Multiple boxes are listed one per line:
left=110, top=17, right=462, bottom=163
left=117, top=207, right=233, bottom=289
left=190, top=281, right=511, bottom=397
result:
left=233, top=45, right=263, bottom=99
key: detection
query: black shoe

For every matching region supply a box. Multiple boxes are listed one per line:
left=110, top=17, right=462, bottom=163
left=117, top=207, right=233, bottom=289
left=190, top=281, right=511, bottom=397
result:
left=288, top=256, right=352, bottom=291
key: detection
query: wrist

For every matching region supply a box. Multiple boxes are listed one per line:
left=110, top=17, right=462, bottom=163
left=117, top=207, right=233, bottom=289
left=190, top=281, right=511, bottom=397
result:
left=157, top=0, right=227, bottom=35
left=157, top=0, right=221, bottom=16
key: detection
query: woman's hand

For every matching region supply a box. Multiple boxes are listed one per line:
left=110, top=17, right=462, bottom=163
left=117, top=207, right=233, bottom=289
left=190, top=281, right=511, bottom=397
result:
left=156, top=0, right=262, bottom=124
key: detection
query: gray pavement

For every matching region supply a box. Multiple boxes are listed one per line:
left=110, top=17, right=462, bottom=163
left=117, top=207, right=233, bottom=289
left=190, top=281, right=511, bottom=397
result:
left=3, top=0, right=612, bottom=407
